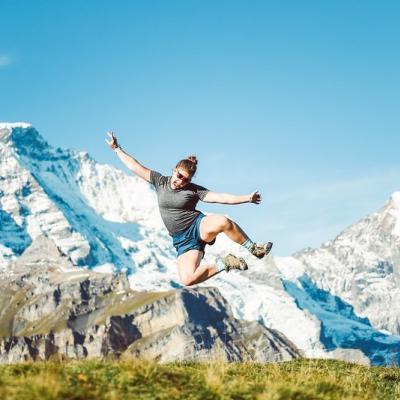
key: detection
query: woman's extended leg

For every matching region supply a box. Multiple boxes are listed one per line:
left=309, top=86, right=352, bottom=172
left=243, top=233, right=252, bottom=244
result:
left=177, top=249, right=218, bottom=286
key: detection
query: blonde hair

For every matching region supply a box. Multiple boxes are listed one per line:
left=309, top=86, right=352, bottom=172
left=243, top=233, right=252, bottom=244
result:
left=175, top=155, right=198, bottom=177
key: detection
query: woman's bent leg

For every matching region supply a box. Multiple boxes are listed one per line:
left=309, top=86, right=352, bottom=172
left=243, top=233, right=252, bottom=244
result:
left=199, top=214, right=273, bottom=259
left=199, top=215, right=248, bottom=245
left=177, top=250, right=220, bottom=286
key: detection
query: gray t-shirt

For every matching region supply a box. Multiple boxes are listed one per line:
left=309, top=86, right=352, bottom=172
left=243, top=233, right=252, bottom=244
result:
left=150, top=170, right=209, bottom=235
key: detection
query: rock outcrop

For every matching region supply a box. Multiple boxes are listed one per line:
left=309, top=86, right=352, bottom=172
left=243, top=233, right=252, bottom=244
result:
left=0, top=236, right=301, bottom=363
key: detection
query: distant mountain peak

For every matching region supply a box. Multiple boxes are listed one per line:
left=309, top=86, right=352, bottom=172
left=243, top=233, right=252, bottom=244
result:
left=0, top=123, right=168, bottom=271
left=390, top=191, right=400, bottom=201
left=1, top=125, right=58, bottom=161
left=389, top=191, right=400, bottom=209
left=0, top=122, right=31, bottom=130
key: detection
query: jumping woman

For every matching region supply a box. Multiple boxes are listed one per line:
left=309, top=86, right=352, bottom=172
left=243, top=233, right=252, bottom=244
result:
left=106, top=131, right=273, bottom=286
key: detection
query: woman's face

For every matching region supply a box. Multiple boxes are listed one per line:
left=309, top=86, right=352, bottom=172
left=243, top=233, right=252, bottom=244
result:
left=171, top=168, right=191, bottom=189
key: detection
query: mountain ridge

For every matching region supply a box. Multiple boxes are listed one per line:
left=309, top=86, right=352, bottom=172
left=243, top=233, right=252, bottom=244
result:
left=1, top=123, right=399, bottom=365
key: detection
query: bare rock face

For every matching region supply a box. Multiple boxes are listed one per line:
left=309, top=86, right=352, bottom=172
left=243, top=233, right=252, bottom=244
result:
left=0, top=236, right=300, bottom=363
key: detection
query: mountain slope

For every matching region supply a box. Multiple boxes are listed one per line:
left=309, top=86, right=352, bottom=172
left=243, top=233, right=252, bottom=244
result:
left=0, top=235, right=300, bottom=363
left=276, top=193, right=400, bottom=336
left=0, top=124, right=175, bottom=285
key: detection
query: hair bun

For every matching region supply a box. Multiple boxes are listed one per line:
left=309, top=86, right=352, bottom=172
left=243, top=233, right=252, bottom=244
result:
left=187, top=155, right=198, bottom=165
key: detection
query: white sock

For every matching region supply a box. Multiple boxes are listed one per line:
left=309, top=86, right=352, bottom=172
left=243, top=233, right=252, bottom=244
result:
left=215, top=257, right=225, bottom=273
left=241, top=238, right=254, bottom=251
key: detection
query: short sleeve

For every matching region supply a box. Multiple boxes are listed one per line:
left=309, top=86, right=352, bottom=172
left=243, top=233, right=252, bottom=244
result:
left=193, top=183, right=210, bottom=201
left=150, top=170, right=163, bottom=189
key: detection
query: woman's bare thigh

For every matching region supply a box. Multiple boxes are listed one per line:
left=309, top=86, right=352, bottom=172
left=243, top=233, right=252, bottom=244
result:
left=177, top=249, right=204, bottom=283
left=199, top=214, right=228, bottom=242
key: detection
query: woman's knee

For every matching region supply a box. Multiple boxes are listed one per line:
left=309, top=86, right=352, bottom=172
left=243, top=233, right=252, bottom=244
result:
left=177, top=250, right=202, bottom=286
left=180, top=275, right=196, bottom=286
left=218, top=215, right=233, bottom=230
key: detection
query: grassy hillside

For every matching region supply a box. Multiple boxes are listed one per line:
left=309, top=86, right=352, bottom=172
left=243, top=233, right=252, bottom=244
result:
left=0, top=358, right=399, bottom=399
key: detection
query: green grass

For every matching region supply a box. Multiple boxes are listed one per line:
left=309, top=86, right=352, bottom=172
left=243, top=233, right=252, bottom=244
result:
left=0, top=358, right=399, bottom=399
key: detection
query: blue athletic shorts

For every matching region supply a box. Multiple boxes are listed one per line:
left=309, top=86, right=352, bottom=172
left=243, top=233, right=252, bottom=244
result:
left=172, top=213, right=215, bottom=257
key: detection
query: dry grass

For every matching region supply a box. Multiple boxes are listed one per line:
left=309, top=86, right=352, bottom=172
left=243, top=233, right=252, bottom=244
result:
left=0, top=358, right=399, bottom=399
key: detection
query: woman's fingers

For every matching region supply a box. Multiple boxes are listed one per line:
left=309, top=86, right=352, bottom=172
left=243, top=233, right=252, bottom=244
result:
left=106, top=131, right=118, bottom=148
left=105, top=131, right=117, bottom=149
left=107, top=131, right=117, bottom=141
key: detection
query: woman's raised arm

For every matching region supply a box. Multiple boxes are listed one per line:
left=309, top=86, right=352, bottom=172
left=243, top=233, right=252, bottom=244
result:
left=105, top=131, right=151, bottom=182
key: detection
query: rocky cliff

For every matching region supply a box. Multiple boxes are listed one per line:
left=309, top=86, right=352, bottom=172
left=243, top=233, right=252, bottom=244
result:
left=0, top=236, right=300, bottom=363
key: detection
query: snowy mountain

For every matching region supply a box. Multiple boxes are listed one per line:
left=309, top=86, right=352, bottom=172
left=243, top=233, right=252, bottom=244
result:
left=276, top=192, right=400, bottom=335
left=0, top=123, right=175, bottom=285
left=1, top=123, right=399, bottom=365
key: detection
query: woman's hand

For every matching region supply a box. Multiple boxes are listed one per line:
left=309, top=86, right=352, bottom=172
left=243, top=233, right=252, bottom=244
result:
left=105, top=131, right=119, bottom=150
left=249, top=191, right=262, bottom=204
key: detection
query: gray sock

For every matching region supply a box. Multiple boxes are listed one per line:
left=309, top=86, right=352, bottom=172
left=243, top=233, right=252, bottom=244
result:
left=241, top=238, right=254, bottom=251
left=215, top=257, right=225, bottom=273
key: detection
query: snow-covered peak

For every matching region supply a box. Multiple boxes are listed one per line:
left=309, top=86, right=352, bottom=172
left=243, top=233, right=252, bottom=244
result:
left=282, top=189, right=400, bottom=337
left=297, top=189, right=400, bottom=263
left=389, top=191, right=400, bottom=206
left=0, top=122, right=31, bottom=130
left=1, top=125, right=64, bottom=161
left=0, top=124, right=169, bottom=272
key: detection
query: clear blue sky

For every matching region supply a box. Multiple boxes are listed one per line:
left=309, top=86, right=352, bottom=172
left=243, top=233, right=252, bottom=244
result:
left=1, top=0, right=399, bottom=255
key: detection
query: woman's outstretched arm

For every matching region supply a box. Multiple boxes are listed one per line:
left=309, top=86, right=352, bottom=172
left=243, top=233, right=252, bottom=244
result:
left=202, top=191, right=262, bottom=205
left=105, top=131, right=151, bottom=182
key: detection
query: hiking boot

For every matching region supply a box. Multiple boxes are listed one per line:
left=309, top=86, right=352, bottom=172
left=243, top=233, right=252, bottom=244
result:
left=224, top=254, right=248, bottom=272
left=249, top=242, right=273, bottom=259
